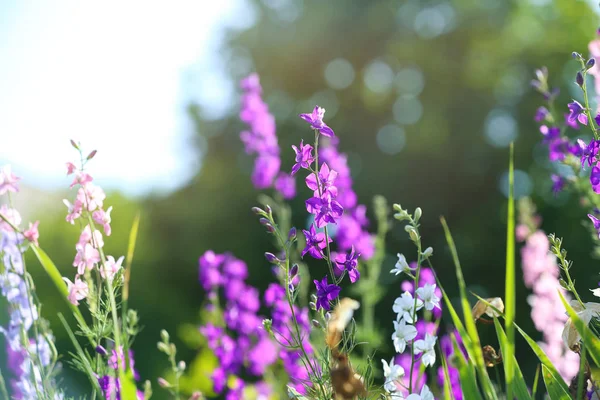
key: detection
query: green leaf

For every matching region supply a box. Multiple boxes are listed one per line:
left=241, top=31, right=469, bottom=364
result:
left=451, top=333, right=483, bottom=400
left=119, top=369, right=138, bottom=400
left=493, top=318, right=531, bottom=400
left=30, top=245, right=95, bottom=345
left=504, top=142, right=516, bottom=400
left=513, top=323, right=570, bottom=394
left=440, top=217, right=497, bottom=400
left=439, top=341, right=456, bottom=400
left=558, top=291, right=600, bottom=366
left=542, top=364, right=571, bottom=400
left=123, top=212, right=140, bottom=302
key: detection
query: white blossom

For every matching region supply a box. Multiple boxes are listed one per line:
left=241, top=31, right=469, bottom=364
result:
left=416, top=284, right=440, bottom=311
left=414, top=333, right=437, bottom=367
left=392, top=319, right=417, bottom=354
left=393, top=291, right=423, bottom=323
left=390, top=253, right=414, bottom=276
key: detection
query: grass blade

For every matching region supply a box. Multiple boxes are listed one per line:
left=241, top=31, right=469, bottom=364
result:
left=532, top=364, right=541, bottom=399
left=504, top=142, right=516, bottom=400
left=451, top=333, right=482, bottom=400
left=121, top=213, right=140, bottom=376
left=440, top=217, right=497, bottom=400
left=541, top=364, right=571, bottom=400
left=493, top=318, right=531, bottom=400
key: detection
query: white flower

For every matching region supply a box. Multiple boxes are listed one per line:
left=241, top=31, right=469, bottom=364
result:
left=416, top=284, right=440, bottom=311
left=414, top=333, right=437, bottom=367
left=392, top=319, right=417, bottom=354
left=406, top=385, right=434, bottom=400
left=562, top=300, right=600, bottom=349
left=421, top=247, right=433, bottom=259
left=382, top=358, right=404, bottom=392
left=393, top=291, right=423, bottom=323
left=391, top=254, right=414, bottom=276
left=592, top=288, right=600, bottom=298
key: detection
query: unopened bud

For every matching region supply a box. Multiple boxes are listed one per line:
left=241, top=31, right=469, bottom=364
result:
left=160, top=329, right=169, bottom=343
left=309, top=301, right=317, bottom=311
left=87, top=150, right=97, bottom=160
left=70, top=139, right=80, bottom=150
left=288, top=227, right=297, bottom=240
left=259, top=218, right=270, bottom=226
left=178, top=361, right=186, bottom=371
left=265, top=252, right=279, bottom=263
left=310, top=294, right=317, bottom=303
left=265, top=204, right=272, bottom=215
left=405, top=226, right=419, bottom=242
left=587, top=58, right=596, bottom=69
left=265, top=224, right=275, bottom=233
left=252, top=207, right=265, bottom=215
left=421, top=247, right=433, bottom=259
left=288, top=283, right=295, bottom=292
left=290, top=264, right=299, bottom=278
left=262, top=319, right=273, bottom=334
left=311, top=319, right=321, bottom=328
left=95, top=345, right=107, bottom=356
left=576, top=71, right=584, bottom=87
left=572, top=51, right=582, bottom=59
left=414, top=207, right=422, bottom=222
left=158, top=377, right=170, bottom=388
left=157, top=342, right=169, bottom=354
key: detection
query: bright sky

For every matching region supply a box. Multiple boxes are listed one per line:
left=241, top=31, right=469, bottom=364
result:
left=0, top=1, right=254, bottom=196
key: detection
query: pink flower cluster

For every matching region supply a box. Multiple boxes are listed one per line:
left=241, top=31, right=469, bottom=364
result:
left=62, top=158, right=122, bottom=306
left=518, top=224, right=579, bottom=381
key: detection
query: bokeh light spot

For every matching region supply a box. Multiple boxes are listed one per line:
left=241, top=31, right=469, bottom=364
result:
left=393, top=97, right=423, bottom=125
left=376, top=124, right=406, bottom=155
left=324, top=58, right=355, bottom=90
left=363, top=60, right=394, bottom=93
left=484, top=109, right=518, bottom=147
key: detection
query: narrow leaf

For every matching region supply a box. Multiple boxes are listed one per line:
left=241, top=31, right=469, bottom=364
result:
left=493, top=318, right=531, bottom=400
left=541, top=364, right=571, bottom=400
left=451, top=333, right=483, bottom=400
left=504, top=142, right=516, bottom=400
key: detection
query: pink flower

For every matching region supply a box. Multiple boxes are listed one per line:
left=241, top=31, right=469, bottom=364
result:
left=63, top=276, right=89, bottom=305
left=0, top=165, right=20, bottom=195
left=100, top=255, right=123, bottom=282
left=66, top=162, right=77, bottom=175
left=78, top=225, right=104, bottom=249
left=0, top=204, right=21, bottom=232
left=70, top=172, right=93, bottom=188
left=76, top=183, right=105, bottom=212
left=73, top=243, right=100, bottom=275
left=92, top=206, right=113, bottom=236
left=23, top=221, right=40, bottom=246
left=515, top=224, right=529, bottom=242
left=63, top=199, right=83, bottom=224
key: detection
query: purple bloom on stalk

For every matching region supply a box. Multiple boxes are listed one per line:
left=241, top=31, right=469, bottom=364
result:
left=551, top=174, right=565, bottom=195
left=578, top=139, right=600, bottom=168
left=535, top=106, right=549, bottom=122
left=334, top=246, right=361, bottom=283
left=274, top=172, right=296, bottom=199
left=548, top=138, right=569, bottom=162
left=567, top=100, right=588, bottom=125
left=591, top=163, right=600, bottom=194
left=305, top=162, right=338, bottom=197
left=565, top=113, right=580, bottom=130
left=301, top=224, right=330, bottom=259
left=539, top=125, right=560, bottom=143
left=252, top=154, right=281, bottom=189
left=306, top=193, right=344, bottom=228
left=299, top=106, right=335, bottom=137
left=291, top=140, right=314, bottom=175
left=589, top=214, right=600, bottom=239
left=313, top=276, right=341, bottom=311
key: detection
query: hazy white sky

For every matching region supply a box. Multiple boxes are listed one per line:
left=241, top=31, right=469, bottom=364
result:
left=0, top=1, right=254, bottom=196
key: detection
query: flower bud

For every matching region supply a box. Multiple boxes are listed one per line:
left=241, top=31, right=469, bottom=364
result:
left=311, top=319, right=321, bottom=328
left=421, top=247, right=433, bottom=259
left=262, top=319, right=273, bottom=334
left=289, top=264, right=299, bottom=278
left=95, top=345, right=108, bottom=356
left=178, top=361, right=186, bottom=371
left=70, top=139, right=80, bottom=150
left=310, top=294, right=317, bottom=303
left=265, top=224, right=275, bottom=233
left=158, top=377, right=170, bottom=388
left=264, top=252, right=279, bottom=264
left=572, top=51, right=582, bottom=59
left=259, top=218, right=270, bottom=226
left=587, top=58, right=596, bottom=69
left=576, top=71, right=584, bottom=87
left=288, top=227, right=297, bottom=241
left=157, top=342, right=170, bottom=354
left=252, top=207, right=265, bottom=215
left=414, top=207, right=422, bottom=222
left=309, top=301, right=317, bottom=311
left=405, top=225, right=419, bottom=242
left=87, top=150, right=97, bottom=160
left=265, top=205, right=272, bottom=215
left=288, top=283, right=295, bottom=292
left=160, top=329, right=169, bottom=343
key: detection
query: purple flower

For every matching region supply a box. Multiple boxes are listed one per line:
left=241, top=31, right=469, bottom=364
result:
left=591, top=163, right=600, bottom=194
left=306, top=193, right=344, bottom=228
left=551, top=174, right=565, bottom=195
left=577, top=139, right=600, bottom=168
left=334, top=246, right=361, bottom=283
left=565, top=113, right=580, bottom=130
left=589, top=214, right=600, bottom=239
left=567, top=100, right=588, bottom=125
left=548, top=138, right=569, bottom=162
left=313, top=276, right=341, bottom=311
left=301, top=224, right=330, bottom=259
left=274, top=172, right=296, bottom=199
left=299, top=106, right=335, bottom=137
left=539, top=125, right=560, bottom=143
left=252, top=155, right=281, bottom=189
left=535, top=107, right=549, bottom=122
left=305, top=162, right=338, bottom=198
left=291, top=140, right=314, bottom=175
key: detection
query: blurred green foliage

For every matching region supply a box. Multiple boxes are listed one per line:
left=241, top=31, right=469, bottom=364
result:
left=7, top=0, right=600, bottom=398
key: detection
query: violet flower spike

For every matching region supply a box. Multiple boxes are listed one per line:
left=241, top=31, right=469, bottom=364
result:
left=551, top=174, right=565, bottom=195
left=305, top=193, right=344, bottom=228
left=301, top=224, right=331, bottom=259
left=577, top=139, right=600, bottom=168
left=334, top=246, right=361, bottom=283
left=305, top=162, right=338, bottom=198
left=591, top=163, right=600, bottom=194
left=313, top=276, right=341, bottom=311
left=567, top=100, right=588, bottom=125
left=589, top=214, right=600, bottom=239
left=299, top=106, right=335, bottom=137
